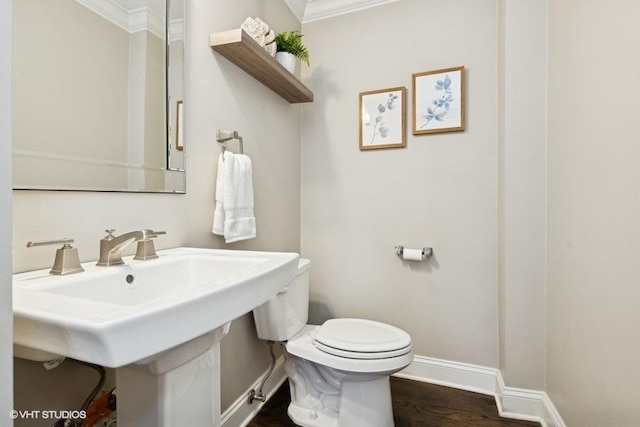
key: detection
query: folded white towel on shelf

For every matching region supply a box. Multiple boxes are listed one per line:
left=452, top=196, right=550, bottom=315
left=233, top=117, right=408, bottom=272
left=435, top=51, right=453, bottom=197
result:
left=212, top=151, right=256, bottom=243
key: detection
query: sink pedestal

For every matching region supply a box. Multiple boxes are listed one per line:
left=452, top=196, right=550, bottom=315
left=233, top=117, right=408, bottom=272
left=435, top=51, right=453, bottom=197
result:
left=116, top=324, right=231, bottom=427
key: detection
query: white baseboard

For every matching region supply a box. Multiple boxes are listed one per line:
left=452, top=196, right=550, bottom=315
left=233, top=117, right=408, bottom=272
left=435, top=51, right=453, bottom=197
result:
left=394, top=355, right=566, bottom=427
left=221, top=356, right=287, bottom=427
left=222, top=354, right=566, bottom=427
left=395, top=355, right=499, bottom=396
left=495, top=373, right=566, bottom=427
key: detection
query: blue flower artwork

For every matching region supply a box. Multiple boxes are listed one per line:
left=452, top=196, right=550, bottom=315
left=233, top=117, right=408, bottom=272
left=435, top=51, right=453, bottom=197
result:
left=412, top=66, right=465, bottom=135
left=421, top=75, right=453, bottom=127
left=359, top=87, right=406, bottom=150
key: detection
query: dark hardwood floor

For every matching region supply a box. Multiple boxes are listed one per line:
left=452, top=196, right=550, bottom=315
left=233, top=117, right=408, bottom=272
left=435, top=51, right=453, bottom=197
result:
left=247, top=377, right=541, bottom=427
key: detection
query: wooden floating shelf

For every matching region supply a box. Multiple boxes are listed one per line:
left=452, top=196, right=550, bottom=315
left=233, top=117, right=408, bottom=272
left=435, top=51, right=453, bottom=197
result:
left=210, top=29, right=314, bottom=104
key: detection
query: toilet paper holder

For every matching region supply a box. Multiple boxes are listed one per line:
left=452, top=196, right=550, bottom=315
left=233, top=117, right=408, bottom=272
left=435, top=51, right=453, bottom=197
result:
left=394, top=245, right=433, bottom=259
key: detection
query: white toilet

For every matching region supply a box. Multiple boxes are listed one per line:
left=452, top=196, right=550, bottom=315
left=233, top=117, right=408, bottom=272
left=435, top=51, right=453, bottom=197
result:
left=252, top=259, right=413, bottom=427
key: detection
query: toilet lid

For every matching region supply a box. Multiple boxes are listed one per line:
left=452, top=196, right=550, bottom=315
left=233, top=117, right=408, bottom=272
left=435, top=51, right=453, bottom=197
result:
left=313, top=318, right=412, bottom=360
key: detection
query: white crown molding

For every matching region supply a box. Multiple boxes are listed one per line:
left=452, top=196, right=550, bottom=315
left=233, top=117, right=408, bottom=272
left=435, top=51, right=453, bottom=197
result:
left=75, top=0, right=163, bottom=37
left=76, top=0, right=130, bottom=32
left=282, top=0, right=307, bottom=22
left=302, top=0, right=400, bottom=23
left=128, top=7, right=163, bottom=38
left=169, top=19, right=184, bottom=42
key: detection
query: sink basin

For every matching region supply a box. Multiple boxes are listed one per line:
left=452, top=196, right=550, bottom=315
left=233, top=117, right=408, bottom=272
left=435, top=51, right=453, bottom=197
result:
left=13, top=247, right=299, bottom=368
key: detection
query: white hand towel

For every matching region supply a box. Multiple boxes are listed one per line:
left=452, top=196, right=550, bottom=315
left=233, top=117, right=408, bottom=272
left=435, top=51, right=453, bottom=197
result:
left=212, top=153, right=226, bottom=236
left=212, top=151, right=257, bottom=243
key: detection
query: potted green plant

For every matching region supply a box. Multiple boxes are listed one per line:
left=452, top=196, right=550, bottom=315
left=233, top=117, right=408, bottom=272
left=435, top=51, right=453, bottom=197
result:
left=272, top=30, right=310, bottom=73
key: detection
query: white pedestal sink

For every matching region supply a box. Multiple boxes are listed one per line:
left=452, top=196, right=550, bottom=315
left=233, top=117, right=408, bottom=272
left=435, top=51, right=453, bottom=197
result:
left=13, top=248, right=299, bottom=427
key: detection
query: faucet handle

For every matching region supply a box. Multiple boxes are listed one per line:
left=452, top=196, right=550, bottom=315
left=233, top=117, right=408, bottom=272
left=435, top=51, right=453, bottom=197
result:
left=103, top=229, right=116, bottom=240
left=133, top=230, right=166, bottom=261
left=27, top=238, right=75, bottom=248
left=26, top=238, right=84, bottom=275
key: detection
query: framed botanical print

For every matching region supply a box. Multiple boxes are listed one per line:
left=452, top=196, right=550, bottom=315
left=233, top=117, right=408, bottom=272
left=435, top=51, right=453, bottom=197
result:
left=359, top=87, right=406, bottom=150
left=412, top=66, right=465, bottom=135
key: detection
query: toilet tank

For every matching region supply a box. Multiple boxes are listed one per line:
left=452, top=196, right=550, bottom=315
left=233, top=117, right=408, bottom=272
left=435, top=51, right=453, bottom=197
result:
left=252, top=258, right=311, bottom=341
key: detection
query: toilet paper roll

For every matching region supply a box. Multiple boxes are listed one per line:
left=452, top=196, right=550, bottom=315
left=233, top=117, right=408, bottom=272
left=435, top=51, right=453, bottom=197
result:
left=402, top=248, right=423, bottom=261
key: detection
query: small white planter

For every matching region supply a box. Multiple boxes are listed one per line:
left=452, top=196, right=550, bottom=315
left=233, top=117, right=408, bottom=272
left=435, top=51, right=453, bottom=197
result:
left=275, top=52, right=296, bottom=74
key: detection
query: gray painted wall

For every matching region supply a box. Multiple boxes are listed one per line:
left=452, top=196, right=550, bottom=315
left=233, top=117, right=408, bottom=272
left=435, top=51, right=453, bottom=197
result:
left=498, top=0, right=547, bottom=390
left=301, top=0, right=500, bottom=369
left=546, top=0, right=640, bottom=425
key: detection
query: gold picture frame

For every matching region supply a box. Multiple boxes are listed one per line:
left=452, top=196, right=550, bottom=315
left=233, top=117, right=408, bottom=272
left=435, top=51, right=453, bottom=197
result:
left=359, top=87, right=406, bottom=150
left=412, top=66, right=465, bottom=135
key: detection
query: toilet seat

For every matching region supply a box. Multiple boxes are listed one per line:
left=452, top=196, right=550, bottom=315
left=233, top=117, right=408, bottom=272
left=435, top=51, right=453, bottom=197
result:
left=313, top=318, right=412, bottom=359
left=286, top=323, right=413, bottom=374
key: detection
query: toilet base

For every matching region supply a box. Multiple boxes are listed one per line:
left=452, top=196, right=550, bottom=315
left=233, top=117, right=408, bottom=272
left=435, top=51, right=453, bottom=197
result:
left=285, top=350, right=396, bottom=427
left=288, top=376, right=394, bottom=427
left=339, top=378, right=395, bottom=426
left=288, top=403, right=338, bottom=427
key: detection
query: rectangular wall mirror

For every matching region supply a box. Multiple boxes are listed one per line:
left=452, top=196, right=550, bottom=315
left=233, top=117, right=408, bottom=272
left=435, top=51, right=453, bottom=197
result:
left=12, top=0, right=186, bottom=193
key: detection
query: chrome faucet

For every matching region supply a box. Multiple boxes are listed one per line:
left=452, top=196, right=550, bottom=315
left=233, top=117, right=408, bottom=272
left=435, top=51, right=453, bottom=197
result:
left=97, top=229, right=165, bottom=266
